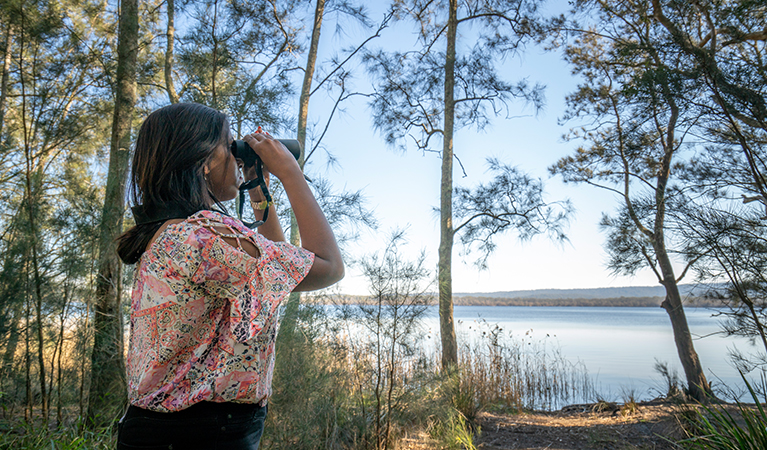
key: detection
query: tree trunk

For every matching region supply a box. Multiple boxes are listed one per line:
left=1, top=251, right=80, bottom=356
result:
left=23, top=94, right=47, bottom=426
left=281, top=0, right=325, bottom=338
left=656, top=243, right=711, bottom=401
left=164, top=0, right=179, bottom=103
left=17, top=9, right=47, bottom=421
left=210, top=0, right=219, bottom=107
left=0, top=24, right=12, bottom=136
left=88, top=0, right=138, bottom=426
left=79, top=300, right=90, bottom=422
left=652, top=89, right=711, bottom=402
left=24, top=283, right=31, bottom=422
left=55, top=283, right=69, bottom=425
left=438, top=0, right=458, bottom=370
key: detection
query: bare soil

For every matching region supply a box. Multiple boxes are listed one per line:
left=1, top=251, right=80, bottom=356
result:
left=473, top=400, right=686, bottom=450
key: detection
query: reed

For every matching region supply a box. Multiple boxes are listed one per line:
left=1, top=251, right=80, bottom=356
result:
left=459, top=321, right=595, bottom=412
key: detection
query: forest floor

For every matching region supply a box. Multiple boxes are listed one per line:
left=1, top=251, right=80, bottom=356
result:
left=401, top=399, right=717, bottom=450
left=471, top=400, right=686, bottom=450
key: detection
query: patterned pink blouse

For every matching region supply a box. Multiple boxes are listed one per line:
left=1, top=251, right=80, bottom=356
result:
left=126, top=210, right=314, bottom=413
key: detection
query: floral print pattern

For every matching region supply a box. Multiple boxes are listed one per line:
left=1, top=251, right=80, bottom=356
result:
left=126, top=210, right=314, bottom=412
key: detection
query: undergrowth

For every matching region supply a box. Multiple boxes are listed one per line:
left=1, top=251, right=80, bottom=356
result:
left=0, top=305, right=595, bottom=450
left=679, top=374, right=767, bottom=449
left=0, top=418, right=115, bottom=450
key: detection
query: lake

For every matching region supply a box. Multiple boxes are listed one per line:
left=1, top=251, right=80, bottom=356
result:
left=416, top=305, right=759, bottom=402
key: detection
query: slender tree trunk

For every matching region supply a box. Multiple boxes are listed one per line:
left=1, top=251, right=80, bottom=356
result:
left=55, top=283, right=69, bottom=425
left=88, top=0, right=138, bottom=426
left=438, top=0, right=458, bottom=370
left=24, top=279, right=31, bottom=422
left=652, top=93, right=711, bottom=402
left=282, top=0, right=326, bottom=338
left=656, top=243, right=711, bottom=401
left=296, top=0, right=324, bottom=161
left=384, top=310, right=398, bottom=450
left=29, top=165, right=47, bottom=426
left=19, top=8, right=47, bottom=420
left=79, top=300, right=90, bottom=423
left=164, top=0, right=179, bottom=103
left=210, top=0, right=219, bottom=107
left=0, top=24, right=12, bottom=136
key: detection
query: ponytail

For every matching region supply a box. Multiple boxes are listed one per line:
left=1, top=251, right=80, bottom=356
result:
left=117, top=223, right=164, bottom=264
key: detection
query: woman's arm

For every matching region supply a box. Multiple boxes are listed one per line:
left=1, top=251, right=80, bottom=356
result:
left=243, top=133, right=344, bottom=291
left=243, top=167, right=286, bottom=243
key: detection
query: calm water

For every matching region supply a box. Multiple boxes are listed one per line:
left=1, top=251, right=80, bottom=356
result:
left=418, top=306, right=758, bottom=401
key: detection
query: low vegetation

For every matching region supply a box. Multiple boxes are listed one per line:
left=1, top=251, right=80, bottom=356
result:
left=678, top=375, right=767, bottom=449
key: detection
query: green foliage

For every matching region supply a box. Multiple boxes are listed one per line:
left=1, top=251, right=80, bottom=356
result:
left=0, top=0, right=111, bottom=419
left=427, top=408, right=477, bottom=450
left=365, top=0, right=545, bottom=152
left=167, top=0, right=301, bottom=132
left=453, top=158, right=572, bottom=269
left=680, top=375, right=767, bottom=449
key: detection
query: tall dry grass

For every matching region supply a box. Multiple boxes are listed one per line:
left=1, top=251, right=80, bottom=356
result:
left=459, top=320, right=594, bottom=412
left=0, top=304, right=594, bottom=450
left=263, top=304, right=595, bottom=450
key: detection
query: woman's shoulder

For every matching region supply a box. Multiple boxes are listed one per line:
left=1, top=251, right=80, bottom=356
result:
left=147, top=211, right=236, bottom=255
left=187, top=210, right=255, bottom=237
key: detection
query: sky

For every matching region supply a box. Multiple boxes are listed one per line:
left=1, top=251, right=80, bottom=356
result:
left=286, top=2, right=677, bottom=296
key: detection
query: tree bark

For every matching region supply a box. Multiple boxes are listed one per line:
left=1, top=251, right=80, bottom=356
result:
left=24, top=279, right=31, bottom=422
left=0, top=24, right=12, bottom=136
left=164, top=0, right=179, bottom=103
left=31, top=245, right=47, bottom=423
left=656, top=247, right=711, bottom=401
left=210, top=0, right=219, bottom=107
left=651, top=83, right=712, bottom=402
left=438, top=0, right=458, bottom=370
left=281, top=0, right=325, bottom=338
left=88, top=0, right=138, bottom=426
left=653, top=166, right=710, bottom=400
left=19, top=10, right=47, bottom=421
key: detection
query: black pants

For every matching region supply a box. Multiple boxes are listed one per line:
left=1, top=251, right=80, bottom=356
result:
left=117, top=401, right=267, bottom=450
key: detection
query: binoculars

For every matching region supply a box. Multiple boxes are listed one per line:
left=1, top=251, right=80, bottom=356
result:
left=230, top=139, right=302, bottom=168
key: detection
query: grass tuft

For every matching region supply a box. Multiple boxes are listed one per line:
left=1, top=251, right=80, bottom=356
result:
left=679, top=373, right=767, bottom=449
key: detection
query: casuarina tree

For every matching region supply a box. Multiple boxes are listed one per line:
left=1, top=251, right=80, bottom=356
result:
left=550, top=0, right=714, bottom=400
left=365, top=0, right=566, bottom=369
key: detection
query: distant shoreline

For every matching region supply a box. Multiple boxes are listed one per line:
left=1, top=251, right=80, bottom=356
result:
left=452, top=296, right=725, bottom=307
left=315, top=283, right=728, bottom=307
left=310, top=295, right=726, bottom=308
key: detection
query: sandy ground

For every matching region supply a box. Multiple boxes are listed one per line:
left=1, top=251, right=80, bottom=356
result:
left=473, top=401, right=686, bottom=450
left=399, top=400, right=694, bottom=450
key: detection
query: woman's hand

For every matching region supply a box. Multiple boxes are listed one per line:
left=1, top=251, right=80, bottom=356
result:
left=242, top=130, right=343, bottom=291
left=242, top=133, right=302, bottom=182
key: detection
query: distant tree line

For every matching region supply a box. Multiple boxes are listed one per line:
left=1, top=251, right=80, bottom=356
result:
left=313, top=294, right=727, bottom=307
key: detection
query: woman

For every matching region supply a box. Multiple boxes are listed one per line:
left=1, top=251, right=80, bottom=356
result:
left=116, top=102, right=343, bottom=449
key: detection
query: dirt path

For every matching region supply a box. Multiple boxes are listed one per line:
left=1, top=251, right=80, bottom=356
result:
left=474, top=401, right=686, bottom=450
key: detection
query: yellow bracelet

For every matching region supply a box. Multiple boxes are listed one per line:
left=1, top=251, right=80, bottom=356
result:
left=250, top=199, right=274, bottom=211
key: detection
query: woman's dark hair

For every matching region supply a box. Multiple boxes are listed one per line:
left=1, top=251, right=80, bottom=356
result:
left=117, top=102, right=230, bottom=264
